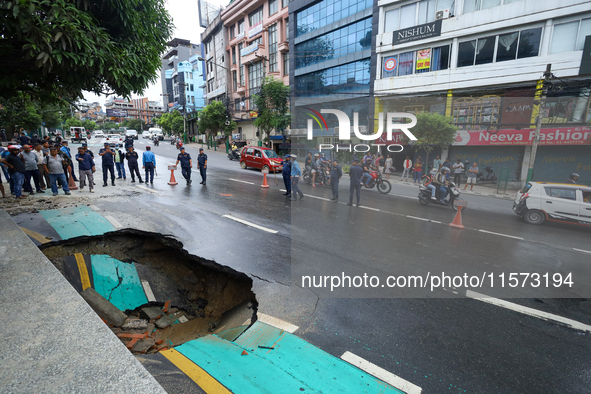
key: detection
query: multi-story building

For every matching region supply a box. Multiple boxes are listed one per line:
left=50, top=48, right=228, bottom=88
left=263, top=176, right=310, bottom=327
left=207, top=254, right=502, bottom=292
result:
left=289, top=0, right=377, bottom=155
left=222, top=0, right=290, bottom=147
left=75, top=102, right=102, bottom=122
left=104, top=98, right=165, bottom=127
left=202, top=13, right=228, bottom=107
left=161, top=38, right=204, bottom=109
left=374, top=0, right=591, bottom=182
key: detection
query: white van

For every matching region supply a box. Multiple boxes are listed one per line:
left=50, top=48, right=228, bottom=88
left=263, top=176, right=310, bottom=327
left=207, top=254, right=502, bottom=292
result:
left=125, top=129, right=138, bottom=140
left=149, top=128, right=164, bottom=141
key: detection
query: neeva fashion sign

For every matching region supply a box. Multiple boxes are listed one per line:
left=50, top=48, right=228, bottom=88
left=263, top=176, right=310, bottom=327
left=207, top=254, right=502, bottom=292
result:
left=453, top=127, right=591, bottom=146
left=392, top=20, right=442, bottom=45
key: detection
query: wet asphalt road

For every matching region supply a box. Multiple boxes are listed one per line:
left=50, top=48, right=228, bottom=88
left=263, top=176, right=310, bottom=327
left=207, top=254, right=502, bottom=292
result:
left=42, top=139, right=591, bottom=393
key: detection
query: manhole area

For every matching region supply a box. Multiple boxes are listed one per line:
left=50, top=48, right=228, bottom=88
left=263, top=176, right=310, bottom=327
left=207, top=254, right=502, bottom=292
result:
left=40, top=229, right=257, bottom=355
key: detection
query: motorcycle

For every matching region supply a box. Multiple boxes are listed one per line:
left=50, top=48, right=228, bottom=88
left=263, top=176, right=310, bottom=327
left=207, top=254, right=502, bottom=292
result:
left=364, top=170, right=392, bottom=194
left=176, top=140, right=183, bottom=150
left=153, top=138, right=159, bottom=146
left=170, top=136, right=176, bottom=145
left=303, top=164, right=330, bottom=186
left=477, top=165, right=498, bottom=184
left=227, top=150, right=240, bottom=161
left=418, top=175, right=463, bottom=211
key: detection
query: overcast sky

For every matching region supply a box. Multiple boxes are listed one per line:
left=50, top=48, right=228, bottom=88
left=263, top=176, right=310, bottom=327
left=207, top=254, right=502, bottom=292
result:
left=83, top=0, right=228, bottom=108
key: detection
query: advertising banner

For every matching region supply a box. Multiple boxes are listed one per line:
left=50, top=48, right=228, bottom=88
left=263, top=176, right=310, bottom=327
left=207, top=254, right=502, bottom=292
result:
left=248, top=22, right=263, bottom=38
left=452, top=127, right=591, bottom=146
left=416, top=49, right=431, bottom=70
left=106, top=109, right=127, bottom=117
left=241, top=43, right=259, bottom=57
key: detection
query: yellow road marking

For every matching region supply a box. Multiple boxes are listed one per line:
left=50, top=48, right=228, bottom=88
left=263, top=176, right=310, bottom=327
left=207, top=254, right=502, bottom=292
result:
left=19, top=227, right=50, bottom=244
left=160, top=349, right=232, bottom=394
left=75, top=253, right=91, bottom=290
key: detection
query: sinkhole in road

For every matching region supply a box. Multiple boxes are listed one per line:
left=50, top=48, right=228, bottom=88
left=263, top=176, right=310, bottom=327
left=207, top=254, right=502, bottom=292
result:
left=40, top=229, right=257, bottom=354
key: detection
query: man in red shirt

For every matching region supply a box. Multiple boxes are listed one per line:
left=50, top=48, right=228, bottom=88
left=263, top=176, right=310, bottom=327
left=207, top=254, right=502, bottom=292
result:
left=400, top=156, right=412, bottom=182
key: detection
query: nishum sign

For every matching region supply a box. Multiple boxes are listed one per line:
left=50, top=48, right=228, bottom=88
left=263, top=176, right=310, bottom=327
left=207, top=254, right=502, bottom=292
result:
left=392, top=19, right=442, bottom=45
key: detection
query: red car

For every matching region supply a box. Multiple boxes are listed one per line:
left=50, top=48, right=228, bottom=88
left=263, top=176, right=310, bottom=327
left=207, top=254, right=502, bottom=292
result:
left=240, top=146, right=283, bottom=173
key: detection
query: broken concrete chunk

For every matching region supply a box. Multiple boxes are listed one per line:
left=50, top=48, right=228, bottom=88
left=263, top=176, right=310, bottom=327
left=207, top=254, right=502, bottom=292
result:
left=140, top=306, right=163, bottom=321
left=155, top=315, right=172, bottom=329
left=178, top=315, right=189, bottom=323
left=132, top=338, right=156, bottom=353
left=146, top=323, right=155, bottom=334
left=122, top=318, right=148, bottom=330
left=80, top=288, right=127, bottom=327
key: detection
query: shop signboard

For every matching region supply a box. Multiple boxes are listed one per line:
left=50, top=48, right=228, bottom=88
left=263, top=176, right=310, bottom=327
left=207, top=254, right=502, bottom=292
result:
left=241, top=43, right=259, bottom=57
left=452, top=127, right=591, bottom=146
left=392, top=20, right=442, bottom=45
left=416, top=49, right=431, bottom=70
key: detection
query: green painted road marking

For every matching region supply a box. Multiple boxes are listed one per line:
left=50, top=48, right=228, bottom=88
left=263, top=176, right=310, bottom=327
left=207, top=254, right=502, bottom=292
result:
left=40, top=206, right=115, bottom=239
left=91, top=254, right=148, bottom=311
left=177, top=321, right=405, bottom=394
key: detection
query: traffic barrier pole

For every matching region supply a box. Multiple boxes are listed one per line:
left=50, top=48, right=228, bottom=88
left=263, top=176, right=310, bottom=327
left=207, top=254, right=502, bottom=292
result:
left=167, top=165, right=178, bottom=185
left=67, top=166, right=78, bottom=190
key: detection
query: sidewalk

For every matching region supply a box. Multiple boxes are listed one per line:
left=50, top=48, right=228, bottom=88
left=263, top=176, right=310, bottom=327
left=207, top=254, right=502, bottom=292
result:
left=0, top=210, right=165, bottom=393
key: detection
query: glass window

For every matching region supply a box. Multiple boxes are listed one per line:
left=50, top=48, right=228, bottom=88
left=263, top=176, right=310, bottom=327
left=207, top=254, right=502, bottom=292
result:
left=283, top=0, right=289, bottom=8
left=286, top=18, right=289, bottom=41
left=269, top=0, right=278, bottom=15
left=384, top=9, right=400, bottom=33
left=283, top=52, right=289, bottom=75
left=475, top=36, right=495, bottom=65
left=235, top=98, right=241, bottom=111
left=496, top=32, right=518, bottom=62
left=238, top=19, right=244, bottom=34
left=437, top=0, right=455, bottom=12
left=295, top=18, right=372, bottom=69
left=550, top=21, right=578, bottom=54
left=232, top=47, right=236, bottom=64
left=458, top=40, right=476, bottom=67
left=240, top=65, right=245, bottom=86
left=382, top=55, right=398, bottom=77
left=578, top=18, right=591, bottom=50
left=480, top=0, right=501, bottom=11
left=230, top=25, right=235, bottom=39
left=399, top=4, right=417, bottom=30
left=249, top=7, right=263, bottom=26
left=294, top=59, right=370, bottom=96
left=545, top=188, right=577, bottom=200
left=233, top=71, right=237, bottom=91
left=431, top=45, right=450, bottom=71
left=269, top=24, right=278, bottom=72
left=248, top=61, right=264, bottom=97
left=398, top=51, right=414, bottom=75
left=296, top=0, right=372, bottom=37
left=517, top=28, right=541, bottom=59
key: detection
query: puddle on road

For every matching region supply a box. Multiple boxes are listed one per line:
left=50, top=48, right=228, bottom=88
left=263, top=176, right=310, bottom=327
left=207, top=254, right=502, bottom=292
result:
left=40, top=229, right=257, bottom=354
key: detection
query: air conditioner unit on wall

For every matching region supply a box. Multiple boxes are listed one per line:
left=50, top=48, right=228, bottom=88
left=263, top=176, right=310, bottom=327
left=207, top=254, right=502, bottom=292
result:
left=435, top=9, right=449, bottom=20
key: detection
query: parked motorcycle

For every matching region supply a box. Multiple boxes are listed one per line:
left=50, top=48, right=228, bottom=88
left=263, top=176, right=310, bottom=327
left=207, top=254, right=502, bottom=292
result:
left=418, top=176, right=463, bottom=211
left=364, top=170, right=392, bottom=194
left=477, top=165, right=498, bottom=184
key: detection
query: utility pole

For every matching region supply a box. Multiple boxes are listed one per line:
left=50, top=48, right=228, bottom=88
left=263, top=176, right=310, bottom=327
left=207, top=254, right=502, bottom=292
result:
left=526, top=64, right=552, bottom=183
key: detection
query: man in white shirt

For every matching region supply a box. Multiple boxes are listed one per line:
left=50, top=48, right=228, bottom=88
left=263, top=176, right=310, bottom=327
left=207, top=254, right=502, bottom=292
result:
left=400, top=156, right=412, bottom=182
left=452, top=159, right=464, bottom=187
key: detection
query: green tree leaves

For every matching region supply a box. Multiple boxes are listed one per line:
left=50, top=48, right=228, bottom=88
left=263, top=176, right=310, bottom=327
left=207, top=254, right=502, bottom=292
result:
left=0, top=0, right=173, bottom=102
left=198, top=101, right=237, bottom=141
left=253, top=77, right=291, bottom=146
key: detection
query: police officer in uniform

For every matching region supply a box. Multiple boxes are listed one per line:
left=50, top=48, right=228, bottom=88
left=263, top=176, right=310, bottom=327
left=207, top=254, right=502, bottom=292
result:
left=197, top=148, right=207, bottom=185
left=98, top=142, right=116, bottom=187
left=281, top=154, right=291, bottom=196
left=125, top=146, right=143, bottom=183
left=330, top=159, right=342, bottom=202
left=175, top=147, right=193, bottom=185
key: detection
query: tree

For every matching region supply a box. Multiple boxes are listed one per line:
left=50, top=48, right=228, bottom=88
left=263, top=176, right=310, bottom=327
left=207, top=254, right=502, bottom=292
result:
left=0, top=93, right=43, bottom=137
left=103, top=122, right=119, bottom=131
left=197, top=102, right=236, bottom=144
left=253, top=77, right=291, bottom=147
left=156, top=111, right=184, bottom=134
left=401, top=112, right=457, bottom=173
left=0, top=0, right=173, bottom=102
left=82, top=120, right=96, bottom=132
left=122, top=118, right=144, bottom=131
left=65, top=117, right=82, bottom=130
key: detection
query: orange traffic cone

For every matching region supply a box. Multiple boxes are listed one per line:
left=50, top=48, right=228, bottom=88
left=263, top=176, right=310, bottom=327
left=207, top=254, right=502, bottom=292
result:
left=67, top=166, right=78, bottom=190
left=261, top=173, right=270, bottom=188
left=449, top=207, right=465, bottom=229
left=167, top=165, right=178, bottom=185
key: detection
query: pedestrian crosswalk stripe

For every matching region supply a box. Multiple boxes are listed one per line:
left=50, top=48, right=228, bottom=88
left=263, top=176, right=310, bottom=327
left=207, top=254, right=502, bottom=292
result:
left=160, top=348, right=232, bottom=394
left=341, top=351, right=422, bottom=394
